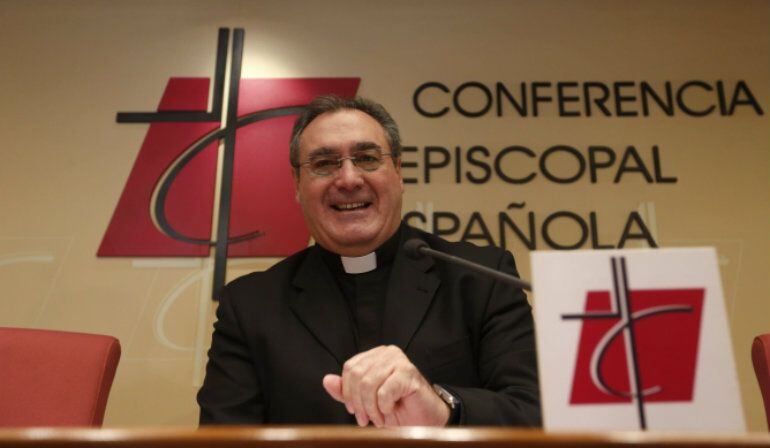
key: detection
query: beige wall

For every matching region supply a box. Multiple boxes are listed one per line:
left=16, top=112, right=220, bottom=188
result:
left=1, top=0, right=768, bottom=430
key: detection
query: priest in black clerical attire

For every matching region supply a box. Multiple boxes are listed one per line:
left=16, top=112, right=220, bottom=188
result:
left=197, top=95, right=541, bottom=427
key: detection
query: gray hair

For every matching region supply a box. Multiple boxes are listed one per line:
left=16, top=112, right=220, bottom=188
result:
left=289, top=95, right=402, bottom=175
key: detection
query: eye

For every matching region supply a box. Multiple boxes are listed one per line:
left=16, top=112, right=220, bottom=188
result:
left=356, top=150, right=383, bottom=163
left=354, top=153, right=382, bottom=171
left=311, top=158, right=338, bottom=169
left=356, top=154, right=380, bottom=163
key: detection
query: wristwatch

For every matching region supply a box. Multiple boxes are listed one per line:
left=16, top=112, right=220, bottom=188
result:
left=432, top=384, right=461, bottom=425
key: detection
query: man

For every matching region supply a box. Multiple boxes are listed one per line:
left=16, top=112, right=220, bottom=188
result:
left=197, top=95, right=540, bottom=427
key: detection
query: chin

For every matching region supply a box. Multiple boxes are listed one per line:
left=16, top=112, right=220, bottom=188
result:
left=320, top=231, right=380, bottom=255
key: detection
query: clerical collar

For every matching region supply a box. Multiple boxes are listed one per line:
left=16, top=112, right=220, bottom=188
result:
left=318, top=223, right=403, bottom=275
left=341, top=253, right=376, bottom=274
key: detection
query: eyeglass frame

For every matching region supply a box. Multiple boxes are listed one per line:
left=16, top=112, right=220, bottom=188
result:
left=294, top=151, right=395, bottom=177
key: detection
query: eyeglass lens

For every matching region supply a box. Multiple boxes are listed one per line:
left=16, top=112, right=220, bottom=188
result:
left=309, top=151, right=385, bottom=175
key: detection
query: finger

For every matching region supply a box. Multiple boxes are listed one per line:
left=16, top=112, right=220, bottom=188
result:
left=342, top=358, right=366, bottom=418
left=377, top=368, right=409, bottom=416
left=343, top=348, right=385, bottom=423
left=383, top=411, right=399, bottom=428
left=322, top=374, right=344, bottom=403
left=360, top=350, right=400, bottom=427
left=355, top=347, right=403, bottom=427
left=355, top=411, right=369, bottom=427
left=360, top=366, right=394, bottom=427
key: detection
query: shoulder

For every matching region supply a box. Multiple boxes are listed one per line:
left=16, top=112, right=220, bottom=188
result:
left=222, top=246, right=313, bottom=301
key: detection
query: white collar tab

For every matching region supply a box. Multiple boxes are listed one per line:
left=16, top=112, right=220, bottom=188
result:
left=341, top=252, right=377, bottom=274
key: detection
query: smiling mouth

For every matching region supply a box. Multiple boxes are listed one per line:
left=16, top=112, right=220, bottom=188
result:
left=331, top=201, right=371, bottom=211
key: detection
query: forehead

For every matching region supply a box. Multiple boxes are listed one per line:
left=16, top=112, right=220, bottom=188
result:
left=298, top=109, right=389, bottom=156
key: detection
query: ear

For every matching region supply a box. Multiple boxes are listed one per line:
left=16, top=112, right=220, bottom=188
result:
left=395, top=157, right=404, bottom=193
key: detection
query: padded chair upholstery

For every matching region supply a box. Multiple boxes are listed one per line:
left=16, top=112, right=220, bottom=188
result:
left=752, top=333, right=770, bottom=431
left=0, top=327, right=121, bottom=427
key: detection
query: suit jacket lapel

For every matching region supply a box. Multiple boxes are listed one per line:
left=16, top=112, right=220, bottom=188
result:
left=289, top=247, right=357, bottom=366
left=381, top=229, right=440, bottom=351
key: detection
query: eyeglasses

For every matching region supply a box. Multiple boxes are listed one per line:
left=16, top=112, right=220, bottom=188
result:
left=296, top=151, right=393, bottom=177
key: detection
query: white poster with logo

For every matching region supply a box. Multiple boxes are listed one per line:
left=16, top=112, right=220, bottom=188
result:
left=531, top=248, right=745, bottom=431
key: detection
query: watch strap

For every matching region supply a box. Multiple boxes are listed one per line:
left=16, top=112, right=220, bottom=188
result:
left=432, top=384, right=461, bottom=426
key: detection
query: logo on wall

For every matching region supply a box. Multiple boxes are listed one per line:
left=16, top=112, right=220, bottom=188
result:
left=561, top=257, right=704, bottom=429
left=98, top=28, right=360, bottom=298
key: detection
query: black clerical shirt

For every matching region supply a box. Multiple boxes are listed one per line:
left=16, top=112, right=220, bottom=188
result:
left=318, top=225, right=403, bottom=352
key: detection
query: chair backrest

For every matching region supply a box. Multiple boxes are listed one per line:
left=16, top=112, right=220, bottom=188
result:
left=0, top=327, right=121, bottom=427
left=752, top=333, right=770, bottom=431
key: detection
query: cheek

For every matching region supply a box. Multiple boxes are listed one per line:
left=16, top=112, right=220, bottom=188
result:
left=297, top=179, right=314, bottom=201
left=297, top=183, right=328, bottom=214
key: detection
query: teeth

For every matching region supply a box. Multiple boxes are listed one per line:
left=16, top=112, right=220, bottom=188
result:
left=337, top=202, right=366, bottom=210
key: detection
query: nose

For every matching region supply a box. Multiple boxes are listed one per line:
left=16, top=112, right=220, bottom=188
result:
left=333, top=158, right=364, bottom=190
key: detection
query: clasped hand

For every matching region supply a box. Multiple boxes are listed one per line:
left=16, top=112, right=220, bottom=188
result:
left=322, top=345, right=450, bottom=427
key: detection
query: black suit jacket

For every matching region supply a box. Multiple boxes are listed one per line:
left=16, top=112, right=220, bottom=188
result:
left=197, top=225, right=541, bottom=426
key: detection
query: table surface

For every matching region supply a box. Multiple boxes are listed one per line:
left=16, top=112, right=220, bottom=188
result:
left=0, top=426, right=769, bottom=448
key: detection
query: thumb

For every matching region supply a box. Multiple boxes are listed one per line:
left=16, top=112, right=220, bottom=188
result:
left=322, top=374, right=344, bottom=402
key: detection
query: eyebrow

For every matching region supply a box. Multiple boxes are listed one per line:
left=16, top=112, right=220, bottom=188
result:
left=307, top=147, right=338, bottom=159
left=352, top=141, right=383, bottom=153
left=307, top=142, right=383, bottom=159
